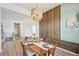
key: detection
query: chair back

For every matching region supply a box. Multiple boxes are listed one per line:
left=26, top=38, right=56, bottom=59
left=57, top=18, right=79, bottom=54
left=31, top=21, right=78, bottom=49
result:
left=1, top=40, right=23, bottom=56
left=48, top=39, right=58, bottom=56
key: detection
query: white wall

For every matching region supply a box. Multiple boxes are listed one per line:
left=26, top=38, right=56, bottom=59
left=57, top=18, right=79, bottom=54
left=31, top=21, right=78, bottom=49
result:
left=21, top=17, right=39, bottom=37
left=2, top=17, right=39, bottom=38
left=1, top=19, right=23, bottom=37
left=0, top=8, right=1, bottom=52
left=1, top=7, right=39, bottom=38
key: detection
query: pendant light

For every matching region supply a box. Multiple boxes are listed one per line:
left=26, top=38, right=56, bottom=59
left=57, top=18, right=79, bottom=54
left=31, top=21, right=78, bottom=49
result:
left=31, top=4, right=42, bottom=21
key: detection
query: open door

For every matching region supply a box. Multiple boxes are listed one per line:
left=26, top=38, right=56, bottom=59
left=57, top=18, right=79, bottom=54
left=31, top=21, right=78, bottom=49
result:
left=14, top=23, right=20, bottom=39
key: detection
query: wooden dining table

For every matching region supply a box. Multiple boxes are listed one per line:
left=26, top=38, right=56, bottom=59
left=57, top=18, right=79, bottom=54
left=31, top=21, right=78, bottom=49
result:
left=24, top=42, right=54, bottom=56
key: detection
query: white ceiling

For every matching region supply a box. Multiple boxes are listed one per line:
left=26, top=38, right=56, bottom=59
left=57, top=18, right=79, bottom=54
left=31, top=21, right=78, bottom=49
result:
left=14, top=3, right=60, bottom=13
left=1, top=8, right=27, bottom=20
left=1, top=3, right=60, bottom=20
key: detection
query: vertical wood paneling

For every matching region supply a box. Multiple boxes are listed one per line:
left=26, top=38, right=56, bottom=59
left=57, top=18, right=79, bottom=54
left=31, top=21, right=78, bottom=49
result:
left=39, top=5, right=60, bottom=41
left=53, top=5, right=60, bottom=40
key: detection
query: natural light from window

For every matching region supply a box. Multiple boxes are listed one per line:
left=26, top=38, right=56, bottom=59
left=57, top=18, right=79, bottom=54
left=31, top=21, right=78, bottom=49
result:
left=32, top=25, right=37, bottom=34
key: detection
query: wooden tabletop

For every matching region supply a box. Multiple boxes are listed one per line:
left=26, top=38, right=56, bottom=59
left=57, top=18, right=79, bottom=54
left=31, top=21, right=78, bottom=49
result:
left=27, top=42, right=54, bottom=56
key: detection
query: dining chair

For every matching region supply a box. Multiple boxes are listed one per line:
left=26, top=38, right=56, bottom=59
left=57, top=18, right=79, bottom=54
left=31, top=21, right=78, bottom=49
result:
left=48, top=39, right=58, bottom=56
left=1, top=40, right=23, bottom=56
left=18, top=36, right=28, bottom=55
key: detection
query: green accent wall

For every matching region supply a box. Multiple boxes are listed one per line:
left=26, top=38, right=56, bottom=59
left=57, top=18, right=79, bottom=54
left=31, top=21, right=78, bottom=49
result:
left=61, top=3, right=79, bottom=44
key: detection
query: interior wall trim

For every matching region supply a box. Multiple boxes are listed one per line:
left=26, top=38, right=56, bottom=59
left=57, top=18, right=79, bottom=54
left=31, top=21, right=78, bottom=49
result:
left=56, top=47, right=78, bottom=56
left=57, top=40, right=79, bottom=54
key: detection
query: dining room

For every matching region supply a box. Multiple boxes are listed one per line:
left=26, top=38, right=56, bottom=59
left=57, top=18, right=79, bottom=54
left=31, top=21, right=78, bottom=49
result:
left=0, top=3, right=79, bottom=56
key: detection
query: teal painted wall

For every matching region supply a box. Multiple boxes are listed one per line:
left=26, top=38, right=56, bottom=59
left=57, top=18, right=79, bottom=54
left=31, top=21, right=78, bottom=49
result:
left=61, top=3, right=79, bottom=44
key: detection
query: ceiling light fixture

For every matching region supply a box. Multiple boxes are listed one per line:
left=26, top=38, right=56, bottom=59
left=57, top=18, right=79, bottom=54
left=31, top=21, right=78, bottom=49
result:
left=31, top=4, right=42, bottom=21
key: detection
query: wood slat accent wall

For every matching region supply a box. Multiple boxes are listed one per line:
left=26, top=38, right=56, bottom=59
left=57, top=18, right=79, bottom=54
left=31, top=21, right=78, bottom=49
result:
left=39, top=5, right=79, bottom=54
left=53, top=5, right=60, bottom=40
left=39, top=5, right=60, bottom=41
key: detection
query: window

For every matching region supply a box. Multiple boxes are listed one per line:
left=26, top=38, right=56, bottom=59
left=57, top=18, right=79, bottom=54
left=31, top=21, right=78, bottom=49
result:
left=32, top=25, right=37, bottom=34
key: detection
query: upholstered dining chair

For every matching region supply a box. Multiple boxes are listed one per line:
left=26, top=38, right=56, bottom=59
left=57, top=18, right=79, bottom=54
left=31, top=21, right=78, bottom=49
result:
left=48, top=45, right=57, bottom=56
left=1, top=40, right=23, bottom=56
left=48, top=39, right=58, bottom=56
left=19, top=36, right=28, bottom=55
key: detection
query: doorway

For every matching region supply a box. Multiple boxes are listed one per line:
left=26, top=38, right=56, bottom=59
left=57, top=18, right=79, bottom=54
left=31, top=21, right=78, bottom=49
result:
left=14, top=23, right=20, bottom=37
